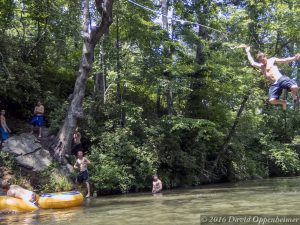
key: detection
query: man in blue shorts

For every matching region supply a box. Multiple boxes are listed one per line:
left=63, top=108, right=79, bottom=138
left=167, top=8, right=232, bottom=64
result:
left=244, top=46, right=300, bottom=110
left=31, top=100, right=44, bottom=138
left=74, top=150, right=91, bottom=197
left=0, top=110, right=11, bottom=146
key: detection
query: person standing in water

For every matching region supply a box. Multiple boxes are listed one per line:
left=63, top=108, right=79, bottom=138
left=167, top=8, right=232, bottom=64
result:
left=152, top=175, right=163, bottom=194
left=74, top=150, right=91, bottom=198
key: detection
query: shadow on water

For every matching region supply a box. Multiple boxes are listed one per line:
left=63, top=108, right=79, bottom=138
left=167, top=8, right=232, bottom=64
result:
left=2, top=177, right=300, bottom=225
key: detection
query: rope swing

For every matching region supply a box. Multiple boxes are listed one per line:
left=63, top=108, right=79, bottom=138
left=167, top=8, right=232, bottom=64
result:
left=127, top=0, right=228, bottom=36
left=127, top=0, right=253, bottom=50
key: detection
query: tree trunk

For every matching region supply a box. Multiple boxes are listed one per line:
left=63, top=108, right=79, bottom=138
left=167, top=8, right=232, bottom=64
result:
left=161, top=0, right=174, bottom=116
left=185, top=2, right=208, bottom=118
left=166, top=89, right=173, bottom=115
left=195, top=0, right=209, bottom=65
left=161, top=0, right=168, bottom=30
left=212, top=91, right=250, bottom=171
left=196, top=26, right=206, bottom=65
left=156, top=87, right=162, bottom=116
left=54, top=0, right=113, bottom=160
left=94, top=32, right=109, bottom=103
left=115, top=11, right=125, bottom=126
left=94, top=72, right=106, bottom=103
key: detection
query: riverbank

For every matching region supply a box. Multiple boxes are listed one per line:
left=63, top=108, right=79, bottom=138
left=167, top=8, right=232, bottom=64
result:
left=2, top=176, right=300, bottom=225
left=1, top=116, right=300, bottom=197
left=0, top=129, right=74, bottom=194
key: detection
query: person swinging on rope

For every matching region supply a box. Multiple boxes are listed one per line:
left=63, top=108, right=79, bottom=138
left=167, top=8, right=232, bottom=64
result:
left=243, top=45, right=300, bottom=111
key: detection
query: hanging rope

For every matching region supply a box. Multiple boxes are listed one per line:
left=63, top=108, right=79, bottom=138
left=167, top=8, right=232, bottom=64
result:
left=127, top=0, right=228, bottom=37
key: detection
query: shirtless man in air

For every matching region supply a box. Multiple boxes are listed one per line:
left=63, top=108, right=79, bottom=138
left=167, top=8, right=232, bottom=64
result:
left=0, top=110, right=11, bottom=146
left=31, top=100, right=44, bottom=138
left=0, top=180, right=38, bottom=205
left=74, top=150, right=91, bottom=197
left=244, top=46, right=300, bottom=110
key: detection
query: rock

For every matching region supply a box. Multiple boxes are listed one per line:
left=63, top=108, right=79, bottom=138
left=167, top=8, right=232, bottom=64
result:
left=2, top=133, right=53, bottom=172
left=15, top=149, right=52, bottom=172
left=41, top=127, right=51, bottom=138
left=4, top=133, right=41, bottom=155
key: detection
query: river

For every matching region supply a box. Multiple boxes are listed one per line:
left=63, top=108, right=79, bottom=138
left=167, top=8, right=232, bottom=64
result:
left=1, top=177, right=300, bottom=225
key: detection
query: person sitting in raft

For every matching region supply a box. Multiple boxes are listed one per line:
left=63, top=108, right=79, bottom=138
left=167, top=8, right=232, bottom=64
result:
left=0, top=180, right=38, bottom=205
left=31, top=100, right=44, bottom=138
left=0, top=109, right=11, bottom=146
left=74, top=150, right=91, bottom=198
left=152, top=175, right=163, bottom=194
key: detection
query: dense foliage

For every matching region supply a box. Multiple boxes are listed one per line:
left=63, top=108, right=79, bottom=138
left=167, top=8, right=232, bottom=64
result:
left=1, top=0, right=300, bottom=194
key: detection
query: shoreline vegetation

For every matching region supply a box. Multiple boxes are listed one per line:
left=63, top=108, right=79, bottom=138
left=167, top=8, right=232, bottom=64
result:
left=0, top=119, right=299, bottom=196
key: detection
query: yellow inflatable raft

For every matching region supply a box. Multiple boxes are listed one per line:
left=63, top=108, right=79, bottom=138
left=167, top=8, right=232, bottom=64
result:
left=0, top=196, right=39, bottom=212
left=38, top=191, right=83, bottom=209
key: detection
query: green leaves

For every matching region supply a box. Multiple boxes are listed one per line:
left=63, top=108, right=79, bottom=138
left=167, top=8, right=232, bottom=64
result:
left=89, top=127, right=157, bottom=193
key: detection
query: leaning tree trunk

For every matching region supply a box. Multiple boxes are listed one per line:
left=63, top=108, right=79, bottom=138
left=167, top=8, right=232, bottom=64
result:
left=54, top=0, right=113, bottom=160
left=212, top=90, right=250, bottom=171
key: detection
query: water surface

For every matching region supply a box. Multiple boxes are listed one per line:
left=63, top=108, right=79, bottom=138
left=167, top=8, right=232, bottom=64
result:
left=1, top=177, right=300, bottom=225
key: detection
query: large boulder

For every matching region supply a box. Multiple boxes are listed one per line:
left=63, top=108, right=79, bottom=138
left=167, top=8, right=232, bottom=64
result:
left=2, top=133, right=52, bottom=172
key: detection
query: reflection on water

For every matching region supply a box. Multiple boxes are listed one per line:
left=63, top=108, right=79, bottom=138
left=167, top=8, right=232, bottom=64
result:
left=0, top=207, right=81, bottom=225
left=1, top=177, right=300, bottom=225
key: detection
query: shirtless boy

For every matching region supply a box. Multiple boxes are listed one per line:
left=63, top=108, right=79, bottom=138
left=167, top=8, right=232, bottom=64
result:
left=244, top=46, right=300, bottom=110
left=72, top=127, right=82, bottom=155
left=152, top=175, right=163, bottom=194
left=31, top=100, right=44, bottom=138
left=74, top=150, right=91, bottom=197
left=0, top=110, right=11, bottom=146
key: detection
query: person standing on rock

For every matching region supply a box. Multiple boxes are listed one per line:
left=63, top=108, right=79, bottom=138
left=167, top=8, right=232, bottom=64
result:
left=0, top=109, right=11, bottom=146
left=31, top=100, right=44, bottom=138
left=72, top=127, right=82, bottom=155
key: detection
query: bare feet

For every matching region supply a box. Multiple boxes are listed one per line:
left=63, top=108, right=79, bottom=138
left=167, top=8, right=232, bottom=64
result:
left=85, top=194, right=90, bottom=198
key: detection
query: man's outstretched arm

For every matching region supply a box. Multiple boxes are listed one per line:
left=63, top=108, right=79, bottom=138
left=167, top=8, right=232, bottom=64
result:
left=244, top=46, right=261, bottom=68
left=275, top=54, right=300, bottom=64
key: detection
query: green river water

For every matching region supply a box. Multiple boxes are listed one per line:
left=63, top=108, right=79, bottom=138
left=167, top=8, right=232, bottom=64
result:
left=2, top=177, right=300, bottom=225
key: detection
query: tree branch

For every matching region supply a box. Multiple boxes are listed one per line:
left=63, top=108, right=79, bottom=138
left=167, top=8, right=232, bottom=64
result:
left=90, top=0, right=114, bottom=48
